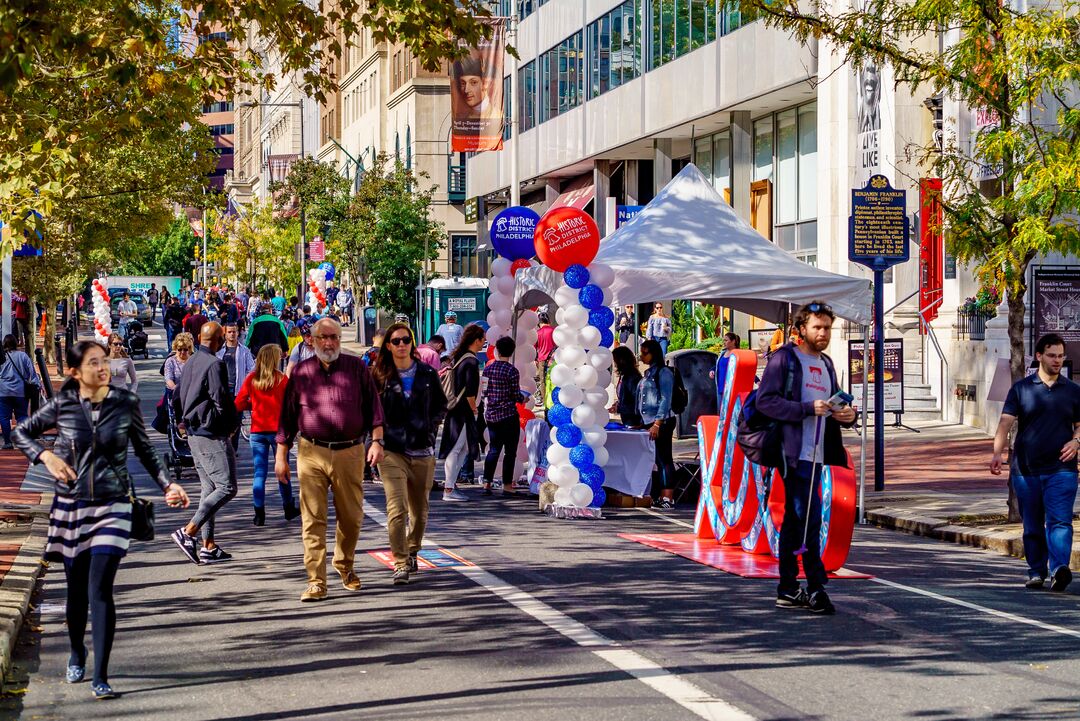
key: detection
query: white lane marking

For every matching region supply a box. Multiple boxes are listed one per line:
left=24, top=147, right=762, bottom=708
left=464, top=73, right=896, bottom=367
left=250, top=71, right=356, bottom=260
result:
left=363, top=502, right=755, bottom=721
left=634, top=503, right=1080, bottom=641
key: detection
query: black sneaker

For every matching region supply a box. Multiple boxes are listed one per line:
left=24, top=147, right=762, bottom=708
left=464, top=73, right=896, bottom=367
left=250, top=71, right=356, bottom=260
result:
left=199, top=546, right=233, bottom=564
left=393, top=568, right=410, bottom=585
left=407, top=553, right=419, bottom=573
left=1025, top=575, right=1047, bottom=589
left=653, top=497, right=675, bottom=510
left=808, top=590, right=836, bottom=615
left=284, top=502, right=302, bottom=521
left=1051, top=566, right=1073, bottom=592
left=171, top=529, right=202, bottom=565
left=252, top=507, right=265, bottom=527
left=776, top=588, right=809, bottom=609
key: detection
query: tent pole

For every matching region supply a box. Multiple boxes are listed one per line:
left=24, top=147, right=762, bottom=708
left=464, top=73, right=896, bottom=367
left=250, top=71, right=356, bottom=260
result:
left=859, top=327, right=869, bottom=524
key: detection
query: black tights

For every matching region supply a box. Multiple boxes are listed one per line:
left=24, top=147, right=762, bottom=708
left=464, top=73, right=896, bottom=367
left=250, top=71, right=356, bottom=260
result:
left=483, top=417, right=521, bottom=486
left=63, top=553, right=121, bottom=685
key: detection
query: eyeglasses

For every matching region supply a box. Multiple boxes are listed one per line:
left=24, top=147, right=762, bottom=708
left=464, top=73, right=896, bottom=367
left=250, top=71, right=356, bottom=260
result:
left=110, top=342, right=123, bottom=346
left=313, top=334, right=340, bottom=341
left=388, top=336, right=412, bottom=346
left=806, top=302, right=833, bottom=314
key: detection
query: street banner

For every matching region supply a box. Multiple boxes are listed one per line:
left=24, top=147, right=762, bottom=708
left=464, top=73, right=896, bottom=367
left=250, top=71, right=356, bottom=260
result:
left=450, top=21, right=506, bottom=153
left=1032, top=266, right=1080, bottom=363
left=309, top=236, right=325, bottom=262
left=849, top=338, right=904, bottom=413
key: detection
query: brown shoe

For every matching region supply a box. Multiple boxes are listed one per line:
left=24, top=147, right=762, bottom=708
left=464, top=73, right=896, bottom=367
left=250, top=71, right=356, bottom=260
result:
left=300, top=583, right=327, bottom=602
left=339, top=570, right=362, bottom=592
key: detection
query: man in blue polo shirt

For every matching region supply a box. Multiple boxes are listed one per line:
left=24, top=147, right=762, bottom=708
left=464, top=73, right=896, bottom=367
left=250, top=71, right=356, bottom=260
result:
left=992, top=333, right=1080, bottom=591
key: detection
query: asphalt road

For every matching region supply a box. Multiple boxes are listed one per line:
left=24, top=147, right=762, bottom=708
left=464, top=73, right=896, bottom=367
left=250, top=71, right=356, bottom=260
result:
left=4, top=333, right=1080, bottom=720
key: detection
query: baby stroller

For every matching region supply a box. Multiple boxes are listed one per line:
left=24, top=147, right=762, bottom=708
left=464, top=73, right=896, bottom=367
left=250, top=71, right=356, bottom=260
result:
left=162, top=396, right=195, bottom=483
left=125, top=321, right=150, bottom=359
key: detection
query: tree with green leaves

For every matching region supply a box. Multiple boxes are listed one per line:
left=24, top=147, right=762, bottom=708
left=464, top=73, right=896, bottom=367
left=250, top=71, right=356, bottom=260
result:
left=1, top=0, right=503, bottom=246
left=740, top=0, right=1080, bottom=379
left=117, top=217, right=201, bottom=278
left=208, top=200, right=302, bottom=294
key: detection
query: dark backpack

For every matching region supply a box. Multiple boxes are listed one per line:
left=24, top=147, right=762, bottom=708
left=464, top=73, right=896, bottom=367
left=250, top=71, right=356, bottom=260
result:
left=669, top=365, right=689, bottom=415
left=736, top=354, right=797, bottom=471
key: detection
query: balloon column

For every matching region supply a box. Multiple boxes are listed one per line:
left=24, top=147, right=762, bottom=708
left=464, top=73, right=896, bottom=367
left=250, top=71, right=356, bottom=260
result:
left=534, top=207, right=614, bottom=509
left=307, top=268, right=328, bottom=311
left=90, top=279, right=111, bottom=343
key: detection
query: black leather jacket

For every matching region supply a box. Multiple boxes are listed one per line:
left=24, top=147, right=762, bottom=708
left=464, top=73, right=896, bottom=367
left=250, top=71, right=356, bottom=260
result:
left=13, top=380, right=171, bottom=501
left=377, top=362, right=448, bottom=455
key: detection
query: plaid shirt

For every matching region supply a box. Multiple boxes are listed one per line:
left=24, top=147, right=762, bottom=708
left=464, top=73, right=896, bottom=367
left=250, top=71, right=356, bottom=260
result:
left=483, top=360, right=521, bottom=423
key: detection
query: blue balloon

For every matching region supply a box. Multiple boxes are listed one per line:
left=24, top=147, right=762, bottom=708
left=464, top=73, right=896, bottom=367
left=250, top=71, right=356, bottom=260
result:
left=491, top=206, right=541, bottom=260
left=563, top=264, right=590, bottom=289
left=548, top=403, right=571, bottom=427
left=318, top=261, right=336, bottom=281
left=589, top=306, right=615, bottom=329
left=599, top=328, right=615, bottom=347
left=591, top=488, right=607, bottom=508
left=579, top=284, right=604, bottom=310
left=580, top=464, right=606, bottom=490
left=569, top=444, right=595, bottom=470
left=551, top=387, right=561, bottom=406
left=556, top=424, right=583, bottom=448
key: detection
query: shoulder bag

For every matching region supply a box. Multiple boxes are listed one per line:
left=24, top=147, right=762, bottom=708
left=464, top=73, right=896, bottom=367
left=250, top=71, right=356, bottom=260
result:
left=8, top=355, right=41, bottom=413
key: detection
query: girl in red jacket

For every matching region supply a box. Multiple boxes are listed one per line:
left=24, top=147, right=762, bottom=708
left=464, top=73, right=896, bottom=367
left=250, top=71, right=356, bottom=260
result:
left=236, top=345, right=300, bottom=526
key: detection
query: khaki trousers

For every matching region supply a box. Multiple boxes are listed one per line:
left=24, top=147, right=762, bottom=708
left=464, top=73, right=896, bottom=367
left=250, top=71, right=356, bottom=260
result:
left=296, top=439, right=365, bottom=587
left=378, top=452, right=435, bottom=569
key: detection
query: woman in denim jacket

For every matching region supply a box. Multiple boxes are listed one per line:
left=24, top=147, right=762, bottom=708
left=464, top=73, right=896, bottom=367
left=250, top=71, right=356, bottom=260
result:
left=637, top=339, right=677, bottom=509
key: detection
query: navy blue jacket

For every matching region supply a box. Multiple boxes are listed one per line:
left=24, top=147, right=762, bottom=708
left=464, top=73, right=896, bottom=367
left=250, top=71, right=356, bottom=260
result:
left=755, top=343, right=853, bottom=469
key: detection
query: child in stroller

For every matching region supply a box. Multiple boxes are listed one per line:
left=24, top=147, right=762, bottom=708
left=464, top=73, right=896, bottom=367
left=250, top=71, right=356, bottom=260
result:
left=125, top=320, right=150, bottom=359
left=163, top=392, right=195, bottom=482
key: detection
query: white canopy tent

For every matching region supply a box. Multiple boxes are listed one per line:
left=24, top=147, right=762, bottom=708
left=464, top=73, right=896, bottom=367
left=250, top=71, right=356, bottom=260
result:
left=516, top=163, right=873, bottom=324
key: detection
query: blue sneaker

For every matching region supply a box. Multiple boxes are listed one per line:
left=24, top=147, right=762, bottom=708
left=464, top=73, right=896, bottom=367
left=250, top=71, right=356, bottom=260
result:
left=65, top=664, right=85, bottom=684
left=91, top=682, right=118, bottom=699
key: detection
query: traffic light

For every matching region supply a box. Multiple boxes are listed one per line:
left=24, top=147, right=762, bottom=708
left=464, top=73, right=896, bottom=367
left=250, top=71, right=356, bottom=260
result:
left=194, top=243, right=201, bottom=260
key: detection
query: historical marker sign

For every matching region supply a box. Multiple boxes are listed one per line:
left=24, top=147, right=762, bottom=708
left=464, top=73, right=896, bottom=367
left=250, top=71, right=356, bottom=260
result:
left=849, top=174, right=909, bottom=271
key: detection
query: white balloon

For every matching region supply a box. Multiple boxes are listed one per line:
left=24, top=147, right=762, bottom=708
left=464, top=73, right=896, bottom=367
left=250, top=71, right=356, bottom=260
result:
left=491, top=257, right=512, bottom=277
left=569, top=483, right=594, bottom=507
left=486, top=323, right=506, bottom=339
left=594, top=446, right=609, bottom=467
left=554, top=486, right=574, bottom=506
left=492, top=308, right=512, bottom=330
left=602, top=287, right=613, bottom=305
left=583, top=427, right=607, bottom=449
left=593, top=407, right=610, bottom=427
left=516, top=328, right=538, bottom=347
left=550, top=363, right=574, bottom=387
left=550, top=463, right=580, bottom=488
left=519, top=344, right=538, bottom=361
left=594, top=368, right=612, bottom=389
left=558, top=384, right=584, bottom=408
left=487, top=292, right=511, bottom=311
left=573, top=364, right=598, bottom=388
left=588, top=346, right=613, bottom=370
left=584, top=388, right=608, bottom=407
left=571, top=404, right=596, bottom=428
left=589, top=262, right=615, bottom=288
left=564, top=305, right=589, bottom=330
left=547, top=443, right=571, bottom=465
left=579, top=325, right=601, bottom=350
left=552, top=325, right=575, bottom=348
left=519, top=310, right=540, bottom=329
left=520, top=376, right=538, bottom=394
left=549, top=425, right=562, bottom=445
left=555, top=307, right=566, bottom=325
left=496, top=275, right=516, bottom=296
left=554, top=285, right=579, bottom=308
left=557, top=346, right=587, bottom=369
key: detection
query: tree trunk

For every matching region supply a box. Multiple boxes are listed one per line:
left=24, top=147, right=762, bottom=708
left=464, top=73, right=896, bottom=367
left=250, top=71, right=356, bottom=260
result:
left=43, top=297, right=57, bottom=365
left=1006, top=285, right=1026, bottom=382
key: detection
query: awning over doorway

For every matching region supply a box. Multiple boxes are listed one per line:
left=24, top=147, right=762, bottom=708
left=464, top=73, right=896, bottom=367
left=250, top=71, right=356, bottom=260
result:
left=548, top=176, right=595, bottom=211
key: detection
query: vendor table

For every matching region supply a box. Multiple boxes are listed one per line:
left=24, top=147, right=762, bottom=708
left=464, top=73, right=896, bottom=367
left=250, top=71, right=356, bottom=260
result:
left=525, top=421, right=655, bottom=497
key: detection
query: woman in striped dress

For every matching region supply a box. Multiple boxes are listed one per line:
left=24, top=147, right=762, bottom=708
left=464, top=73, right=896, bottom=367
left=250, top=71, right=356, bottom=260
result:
left=13, top=340, right=190, bottom=700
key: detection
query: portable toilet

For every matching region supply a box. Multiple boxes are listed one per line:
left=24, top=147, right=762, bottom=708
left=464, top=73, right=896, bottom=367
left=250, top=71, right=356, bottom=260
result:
left=422, top=278, right=490, bottom=341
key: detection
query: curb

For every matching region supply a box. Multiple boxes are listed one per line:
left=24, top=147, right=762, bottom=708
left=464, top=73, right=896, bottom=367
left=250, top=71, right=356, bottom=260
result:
left=0, top=514, right=49, bottom=690
left=866, top=508, right=1080, bottom=568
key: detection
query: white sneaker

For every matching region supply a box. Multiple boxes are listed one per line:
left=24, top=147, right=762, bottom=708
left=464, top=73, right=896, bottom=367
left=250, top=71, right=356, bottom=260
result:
left=443, top=489, right=469, bottom=502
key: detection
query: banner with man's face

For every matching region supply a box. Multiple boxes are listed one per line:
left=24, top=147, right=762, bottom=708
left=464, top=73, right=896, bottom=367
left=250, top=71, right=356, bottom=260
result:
left=451, top=21, right=505, bottom=153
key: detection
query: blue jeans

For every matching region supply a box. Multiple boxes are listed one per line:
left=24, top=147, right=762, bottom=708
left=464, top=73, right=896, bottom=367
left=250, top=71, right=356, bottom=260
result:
left=250, top=432, right=294, bottom=509
left=0, top=396, right=29, bottom=444
left=778, top=460, right=828, bottom=595
left=1013, top=470, right=1078, bottom=578
left=659, top=338, right=669, bottom=356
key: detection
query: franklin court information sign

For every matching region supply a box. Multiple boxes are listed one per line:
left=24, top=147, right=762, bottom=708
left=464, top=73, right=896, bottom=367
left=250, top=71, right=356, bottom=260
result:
left=850, top=174, right=909, bottom=271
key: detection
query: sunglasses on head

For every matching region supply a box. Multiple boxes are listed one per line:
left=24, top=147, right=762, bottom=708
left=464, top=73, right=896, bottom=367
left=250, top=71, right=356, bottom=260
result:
left=806, top=302, right=833, bottom=314
left=388, top=336, right=412, bottom=346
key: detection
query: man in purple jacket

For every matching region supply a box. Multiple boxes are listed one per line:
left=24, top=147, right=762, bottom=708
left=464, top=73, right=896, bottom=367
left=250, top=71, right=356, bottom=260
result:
left=756, top=301, right=857, bottom=615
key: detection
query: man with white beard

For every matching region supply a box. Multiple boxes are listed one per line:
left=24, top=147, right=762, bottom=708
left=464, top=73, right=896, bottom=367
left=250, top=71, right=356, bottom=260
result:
left=275, top=318, right=385, bottom=602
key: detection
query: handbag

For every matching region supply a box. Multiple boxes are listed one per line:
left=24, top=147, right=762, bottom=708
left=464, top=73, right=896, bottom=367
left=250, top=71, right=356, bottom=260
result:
left=128, top=482, right=156, bottom=542
left=7, top=355, right=41, bottom=413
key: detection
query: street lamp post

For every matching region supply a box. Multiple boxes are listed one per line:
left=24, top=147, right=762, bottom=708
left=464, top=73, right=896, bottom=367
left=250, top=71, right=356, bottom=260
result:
left=241, top=99, right=307, bottom=300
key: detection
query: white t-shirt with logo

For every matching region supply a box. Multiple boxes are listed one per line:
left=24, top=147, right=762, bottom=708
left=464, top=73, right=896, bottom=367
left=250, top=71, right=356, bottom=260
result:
left=796, top=348, right=831, bottom=463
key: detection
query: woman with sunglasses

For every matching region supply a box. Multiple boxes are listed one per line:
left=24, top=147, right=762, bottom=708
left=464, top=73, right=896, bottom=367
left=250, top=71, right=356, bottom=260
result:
left=646, top=302, right=672, bottom=356
left=106, top=333, right=138, bottom=394
left=370, top=323, right=447, bottom=584
left=638, top=339, right=677, bottom=509
left=13, top=340, right=190, bottom=699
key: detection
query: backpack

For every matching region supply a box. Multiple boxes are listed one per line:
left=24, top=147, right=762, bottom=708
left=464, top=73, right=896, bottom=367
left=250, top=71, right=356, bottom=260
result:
left=651, top=365, right=689, bottom=416
left=440, top=354, right=473, bottom=411
left=736, top=351, right=798, bottom=471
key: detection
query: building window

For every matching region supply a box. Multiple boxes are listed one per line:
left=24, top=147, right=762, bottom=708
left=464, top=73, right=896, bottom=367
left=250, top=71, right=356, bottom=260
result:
left=650, top=0, right=716, bottom=70
left=694, top=132, right=730, bottom=201
left=756, top=102, right=818, bottom=263
left=208, top=124, right=234, bottom=136
left=539, top=32, right=584, bottom=124
left=519, top=0, right=551, bottom=20
left=503, top=75, right=513, bottom=140
left=451, top=235, right=492, bottom=277
left=202, top=101, right=234, bottom=114
left=405, top=126, right=412, bottom=170
left=753, top=117, right=772, bottom=182
left=395, top=131, right=401, bottom=161
left=198, top=31, right=230, bottom=44
left=518, top=61, right=536, bottom=132
left=587, top=1, right=642, bottom=100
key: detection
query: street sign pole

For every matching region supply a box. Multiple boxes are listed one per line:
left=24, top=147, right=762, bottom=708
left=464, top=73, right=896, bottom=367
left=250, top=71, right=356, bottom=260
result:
left=873, top=266, right=885, bottom=492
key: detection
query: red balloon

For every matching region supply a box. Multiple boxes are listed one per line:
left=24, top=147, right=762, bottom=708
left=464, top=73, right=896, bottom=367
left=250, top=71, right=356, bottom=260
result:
left=510, top=258, right=532, bottom=276
left=533, top=207, right=600, bottom=272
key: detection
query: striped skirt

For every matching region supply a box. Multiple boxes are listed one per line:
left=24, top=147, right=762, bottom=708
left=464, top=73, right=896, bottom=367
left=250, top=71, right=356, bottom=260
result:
left=45, top=494, right=133, bottom=561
